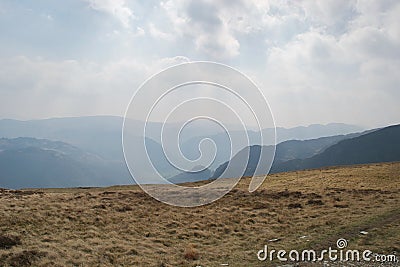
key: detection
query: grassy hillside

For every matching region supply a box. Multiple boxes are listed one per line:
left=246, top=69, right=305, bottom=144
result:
left=0, top=162, right=399, bottom=266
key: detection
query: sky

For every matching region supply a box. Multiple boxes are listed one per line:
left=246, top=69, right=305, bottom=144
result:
left=0, top=0, right=399, bottom=128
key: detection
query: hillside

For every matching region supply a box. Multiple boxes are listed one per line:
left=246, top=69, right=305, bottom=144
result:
left=212, top=130, right=372, bottom=180
left=212, top=126, right=396, bottom=179
left=0, top=162, right=398, bottom=266
left=273, top=130, right=374, bottom=163
left=0, top=138, right=131, bottom=189
left=272, top=124, right=400, bottom=173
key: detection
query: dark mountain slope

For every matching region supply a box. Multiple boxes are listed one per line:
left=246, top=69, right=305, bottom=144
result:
left=272, top=124, right=400, bottom=173
left=211, top=130, right=374, bottom=179
left=273, top=131, right=370, bottom=164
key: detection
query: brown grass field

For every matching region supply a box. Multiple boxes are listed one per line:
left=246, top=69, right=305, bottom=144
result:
left=0, top=162, right=399, bottom=266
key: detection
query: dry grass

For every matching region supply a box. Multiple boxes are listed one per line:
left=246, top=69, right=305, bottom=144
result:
left=0, top=162, right=399, bottom=266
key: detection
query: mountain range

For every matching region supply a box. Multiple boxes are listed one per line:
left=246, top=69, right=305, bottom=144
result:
left=0, top=117, right=363, bottom=162
left=0, top=116, right=379, bottom=188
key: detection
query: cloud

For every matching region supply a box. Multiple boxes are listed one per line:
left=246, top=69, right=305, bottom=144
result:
left=259, top=0, right=400, bottom=127
left=0, top=0, right=399, bottom=128
left=160, top=0, right=240, bottom=59
left=264, top=0, right=400, bottom=87
left=298, top=0, right=357, bottom=33
left=154, top=56, right=191, bottom=69
left=155, top=0, right=307, bottom=59
left=0, top=55, right=193, bottom=119
left=85, top=0, right=134, bottom=28
left=149, top=23, right=173, bottom=41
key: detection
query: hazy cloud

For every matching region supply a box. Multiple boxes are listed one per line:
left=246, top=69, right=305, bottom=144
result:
left=85, top=0, right=134, bottom=28
left=0, top=55, right=189, bottom=119
left=160, top=0, right=240, bottom=59
left=0, top=0, right=399, bottom=128
left=261, top=0, right=400, bottom=127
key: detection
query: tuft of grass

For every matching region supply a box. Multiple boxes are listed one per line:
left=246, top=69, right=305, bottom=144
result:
left=183, top=244, right=199, bottom=261
left=306, top=199, right=324, bottom=205
left=288, top=203, right=302, bottom=209
left=0, top=234, right=21, bottom=249
left=7, top=250, right=47, bottom=267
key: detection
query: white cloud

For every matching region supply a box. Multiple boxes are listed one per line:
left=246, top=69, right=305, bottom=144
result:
left=298, top=0, right=357, bottom=32
left=153, top=56, right=191, bottom=69
left=85, top=0, right=134, bottom=28
left=149, top=23, right=174, bottom=41
left=136, top=26, right=145, bottom=36
left=260, top=0, right=400, bottom=127
left=160, top=0, right=241, bottom=59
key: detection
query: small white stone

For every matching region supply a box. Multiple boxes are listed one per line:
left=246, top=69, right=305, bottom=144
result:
left=268, top=238, right=281, bottom=242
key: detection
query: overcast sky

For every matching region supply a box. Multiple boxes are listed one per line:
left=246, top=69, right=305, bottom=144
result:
left=0, top=0, right=399, bottom=128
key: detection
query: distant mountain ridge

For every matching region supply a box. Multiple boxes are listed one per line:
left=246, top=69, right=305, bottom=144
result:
left=0, top=137, right=100, bottom=161
left=0, top=117, right=363, bottom=164
left=271, top=124, right=400, bottom=173
left=0, top=137, right=131, bottom=189
left=212, top=125, right=399, bottom=180
left=175, top=129, right=375, bottom=182
left=0, top=116, right=370, bottom=188
left=176, top=122, right=364, bottom=171
left=272, top=129, right=378, bottom=164
left=273, top=123, right=364, bottom=142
